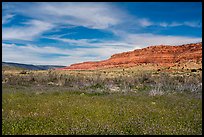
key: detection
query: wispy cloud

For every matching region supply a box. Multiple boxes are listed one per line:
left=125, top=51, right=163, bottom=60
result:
left=3, top=2, right=201, bottom=41
left=110, top=30, right=202, bottom=47
left=5, top=2, right=180, bottom=31
left=123, top=33, right=202, bottom=46
left=44, top=36, right=133, bottom=48
left=3, top=20, right=54, bottom=41
left=7, top=2, right=125, bottom=30
left=137, top=18, right=153, bottom=27
left=2, top=14, right=15, bottom=24
left=3, top=42, right=134, bottom=65
left=158, top=21, right=201, bottom=28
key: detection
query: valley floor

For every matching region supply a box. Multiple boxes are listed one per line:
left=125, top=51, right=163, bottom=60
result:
left=2, top=69, right=202, bottom=135
left=2, top=85, right=202, bottom=135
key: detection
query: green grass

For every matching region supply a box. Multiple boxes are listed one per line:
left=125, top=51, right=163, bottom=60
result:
left=2, top=85, right=202, bottom=135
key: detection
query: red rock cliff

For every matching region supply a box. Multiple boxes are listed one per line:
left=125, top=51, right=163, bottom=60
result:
left=60, top=42, right=202, bottom=70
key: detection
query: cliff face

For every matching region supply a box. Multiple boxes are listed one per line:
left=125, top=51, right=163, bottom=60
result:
left=60, top=42, right=202, bottom=70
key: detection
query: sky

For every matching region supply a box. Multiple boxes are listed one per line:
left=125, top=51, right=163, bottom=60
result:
left=2, top=2, right=202, bottom=66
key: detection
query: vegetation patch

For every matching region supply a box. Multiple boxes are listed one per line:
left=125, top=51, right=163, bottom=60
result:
left=2, top=69, right=202, bottom=135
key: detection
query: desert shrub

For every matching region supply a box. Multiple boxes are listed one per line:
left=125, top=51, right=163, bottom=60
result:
left=19, top=70, right=28, bottom=74
left=2, top=69, right=202, bottom=96
left=176, top=75, right=202, bottom=93
left=47, top=70, right=58, bottom=82
left=150, top=72, right=202, bottom=95
left=191, top=69, right=197, bottom=72
left=156, top=73, right=177, bottom=92
left=89, top=83, right=104, bottom=89
left=197, top=68, right=202, bottom=71
left=138, top=73, right=155, bottom=85
left=149, top=89, right=164, bottom=96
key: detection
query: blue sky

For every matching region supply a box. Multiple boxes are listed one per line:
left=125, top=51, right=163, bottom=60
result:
left=2, top=2, right=202, bottom=65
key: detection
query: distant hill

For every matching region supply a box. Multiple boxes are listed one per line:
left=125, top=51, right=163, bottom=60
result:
left=2, top=65, right=26, bottom=71
left=2, top=62, right=66, bottom=70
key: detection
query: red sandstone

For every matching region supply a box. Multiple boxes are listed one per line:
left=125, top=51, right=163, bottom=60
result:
left=59, top=42, right=202, bottom=70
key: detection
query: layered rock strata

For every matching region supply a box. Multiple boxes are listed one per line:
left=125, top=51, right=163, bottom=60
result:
left=60, top=42, right=202, bottom=70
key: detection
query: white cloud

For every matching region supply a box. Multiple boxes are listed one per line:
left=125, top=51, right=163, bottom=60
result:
left=138, top=18, right=153, bottom=27
left=124, top=33, right=202, bottom=47
left=2, top=43, right=15, bottom=47
left=3, top=2, right=201, bottom=36
left=2, top=2, right=129, bottom=43
left=2, top=42, right=135, bottom=65
left=44, top=36, right=133, bottom=48
left=3, top=2, right=201, bottom=44
left=8, top=2, right=125, bottom=30
left=125, top=34, right=202, bottom=47
left=2, top=20, right=54, bottom=41
left=44, top=37, right=97, bottom=47
left=4, top=2, right=159, bottom=31
left=158, top=21, right=201, bottom=28
left=159, top=22, right=169, bottom=27
left=183, top=21, right=201, bottom=28
left=42, top=2, right=123, bottom=29
left=110, top=30, right=201, bottom=47
left=2, top=14, right=15, bottom=24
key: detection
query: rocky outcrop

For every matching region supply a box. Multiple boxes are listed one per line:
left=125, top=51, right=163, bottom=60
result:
left=60, top=42, right=202, bottom=70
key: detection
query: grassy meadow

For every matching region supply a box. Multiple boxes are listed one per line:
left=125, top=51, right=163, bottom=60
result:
left=2, top=68, right=202, bottom=135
